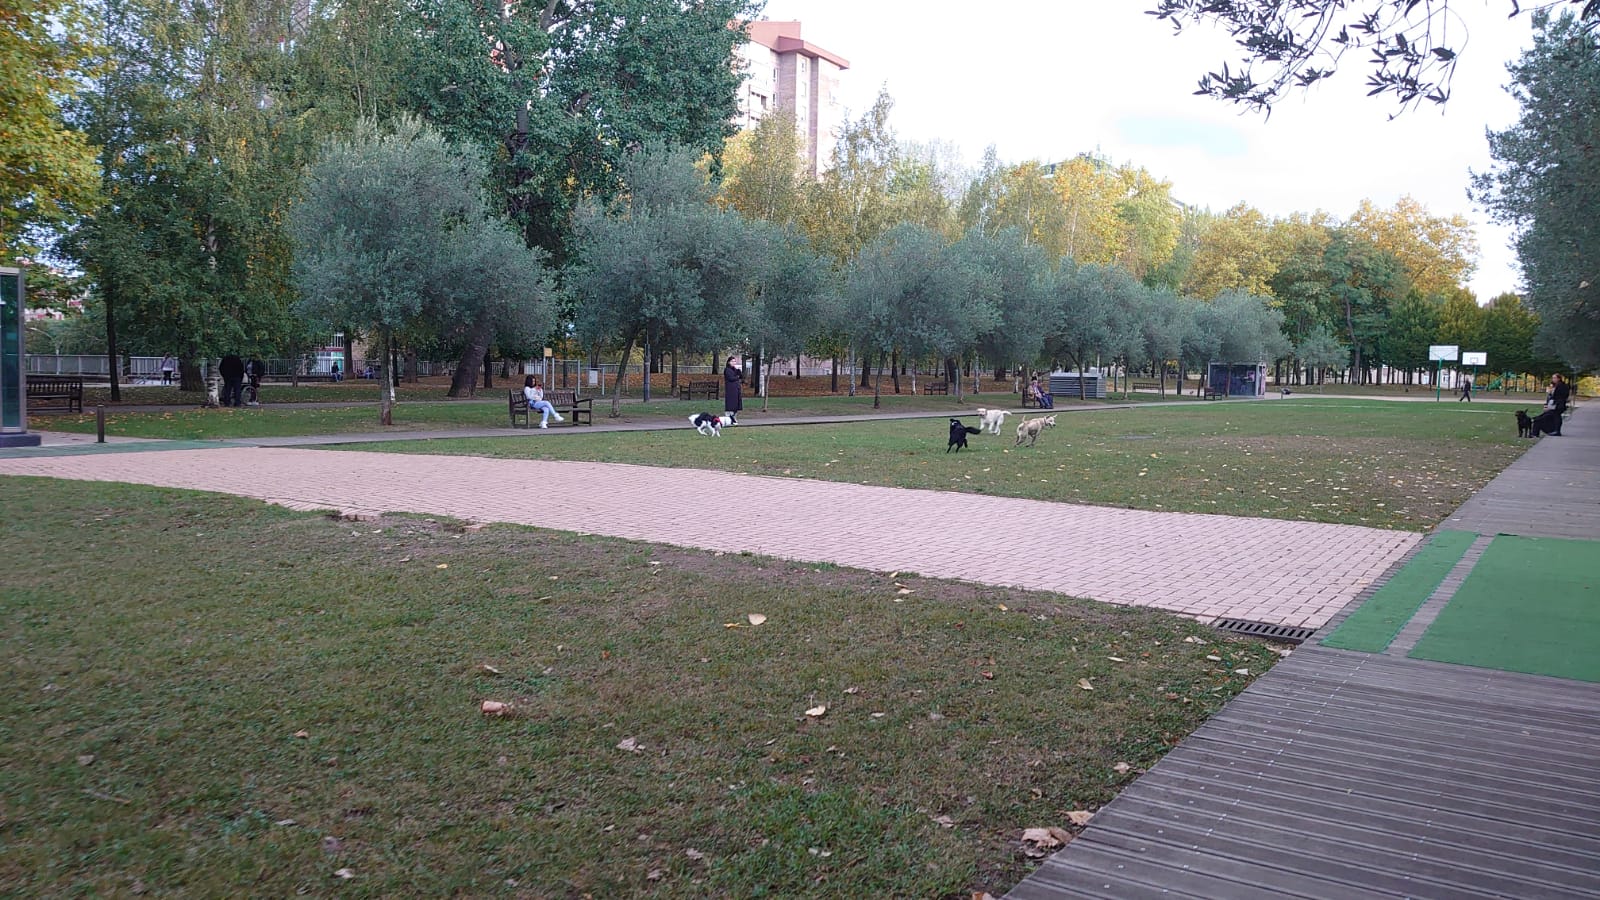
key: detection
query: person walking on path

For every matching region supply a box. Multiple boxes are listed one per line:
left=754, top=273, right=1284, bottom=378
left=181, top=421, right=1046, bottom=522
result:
left=723, top=356, right=743, bottom=424
left=160, top=354, right=176, bottom=385
left=1459, top=377, right=1472, bottom=401
left=218, top=354, right=246, bottom=407
left=523, top=375, right=564, bottom=428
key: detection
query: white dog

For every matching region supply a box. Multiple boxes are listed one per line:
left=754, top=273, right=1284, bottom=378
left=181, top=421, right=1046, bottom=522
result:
left=1014, top=415, right=1057, bottom=447
left=688, top=413, right=727, bottom=437
left=975, top=407, right=1010, bottom=435
left=205, top=375, right=222, bottom=408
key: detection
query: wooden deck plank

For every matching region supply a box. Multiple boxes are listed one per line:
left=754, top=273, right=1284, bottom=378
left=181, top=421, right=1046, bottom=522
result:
left=1111, top=775, right=1600, bottom=876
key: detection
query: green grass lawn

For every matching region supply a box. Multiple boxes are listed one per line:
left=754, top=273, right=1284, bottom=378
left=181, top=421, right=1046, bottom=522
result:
left=347, top=399, right=1525, bottom=531
left=34, top=391, right=1129, bottom=440
left=0, top=478, right=1280, bottom=898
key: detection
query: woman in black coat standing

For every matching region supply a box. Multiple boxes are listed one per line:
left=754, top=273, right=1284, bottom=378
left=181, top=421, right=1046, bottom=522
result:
left=723, top=356, right=743, bottom=424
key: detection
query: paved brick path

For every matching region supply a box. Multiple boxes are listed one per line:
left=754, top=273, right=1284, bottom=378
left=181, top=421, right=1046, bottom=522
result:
left=0, top=446, right=1416, bottom=628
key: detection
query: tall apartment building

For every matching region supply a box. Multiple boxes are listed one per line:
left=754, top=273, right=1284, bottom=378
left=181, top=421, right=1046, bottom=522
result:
left=735, top=21, right=849, bottom=177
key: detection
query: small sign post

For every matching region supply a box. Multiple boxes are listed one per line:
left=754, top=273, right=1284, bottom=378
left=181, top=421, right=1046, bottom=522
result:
left=1428, top=345, right=1459, bottom=401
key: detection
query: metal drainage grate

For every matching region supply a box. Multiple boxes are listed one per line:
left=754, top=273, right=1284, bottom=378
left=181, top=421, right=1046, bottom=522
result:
left=1211, top=617, right=1317, bottom=644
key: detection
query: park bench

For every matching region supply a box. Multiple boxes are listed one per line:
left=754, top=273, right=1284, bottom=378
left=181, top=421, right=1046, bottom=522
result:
left=1203, top=385, right=1225, bottom=400
left=509, top=388, right=593, bottom=427
left=922, top=380, right=949, bottom=395
left=1132, top=381, right=1161, bottom=392
left=26, top=376, right=84, bottom=413
left=678, top=378, right=720, bottom=401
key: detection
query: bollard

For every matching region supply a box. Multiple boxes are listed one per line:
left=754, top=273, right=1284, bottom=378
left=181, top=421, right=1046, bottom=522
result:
left=96, top=405, right=105, bottom=443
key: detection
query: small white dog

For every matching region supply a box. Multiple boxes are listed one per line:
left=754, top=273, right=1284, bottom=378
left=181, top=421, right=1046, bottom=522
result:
left=976, top=407, right=1010, bottom=434
left=688, top=413, right=727, bottom=437
left=205, top=375, right=222, bottom=408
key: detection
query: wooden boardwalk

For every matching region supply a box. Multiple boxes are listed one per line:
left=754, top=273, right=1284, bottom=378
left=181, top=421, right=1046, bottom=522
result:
left=1010, top=406, right=1600, bottom=899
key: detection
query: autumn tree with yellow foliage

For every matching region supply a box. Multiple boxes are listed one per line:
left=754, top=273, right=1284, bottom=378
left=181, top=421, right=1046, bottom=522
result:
left=1348, top=196, right=1478, bottom=299
left=1, top=0, right=101, bottom=257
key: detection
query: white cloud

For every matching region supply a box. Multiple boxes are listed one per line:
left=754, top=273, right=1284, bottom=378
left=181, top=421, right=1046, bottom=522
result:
left=756, top=1, right=1531, bottom=300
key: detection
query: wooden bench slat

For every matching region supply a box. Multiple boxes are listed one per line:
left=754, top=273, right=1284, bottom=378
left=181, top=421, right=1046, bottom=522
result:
left=509, top=389, right=593, bottom=426
left=26, top=376, right=84, bottom=413
left=677, top=379, right=720, bottom=400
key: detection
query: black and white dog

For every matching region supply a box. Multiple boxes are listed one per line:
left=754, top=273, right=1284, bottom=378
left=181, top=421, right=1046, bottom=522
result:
left=947, top=417, right=982, bottom=452
left=689, top=413, right=729, bottom=437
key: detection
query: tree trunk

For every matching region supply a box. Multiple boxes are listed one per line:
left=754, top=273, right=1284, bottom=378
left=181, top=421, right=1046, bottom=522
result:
left=858, top=354, right=871, bottom=388
left=890, top=350, right=900, bottom=394
left=762, top=349, right=772, bottom=412
left=610, top=329, right=639, bottom=418
left=950, top=355, right=964, bottom=402
left=378, top=326, right=395, bottom=425
left=669, top=351, right=679, bottom=396
left=343, top=337, right=355, bottom=387
left=872, top=352, right=884, bottom=409
left=449, top=314, right=495, bottom=398
left=831, top=355, right=839, bottom=392
left=104, top=289, right=121, bottom=402
left=405, top=349, right=418, bottom=383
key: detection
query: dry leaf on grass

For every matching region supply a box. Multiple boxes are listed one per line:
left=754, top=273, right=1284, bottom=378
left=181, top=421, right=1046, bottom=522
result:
left=1234, top=667, right=1251, bottom=675
left=480, top=700, right=510, bottom=717
left=932, top=814, right=956, bottom=828
left=476, top=664, right=501, bottom=676
left=684, top=848, right=705, bottom=862
left=804, top=705, right=827, bottom=718
left=1020, top=826, right=1072, bottom=848
left=293, top=730, right=310, bottom=739
left=747, top=613, right=767, bottom=626
left=333, top=868, right=355, bottom=880
left=435, top=564, right=448, bottom=570
left=1205, top=654, right=1223, bottom=662
left=77, top=754, right=95, bottom=766
left=646, top=869, right=664, bottom=882
left=1183, top=635, right=1207, bottom=645
left=1066, top=810, right=1095, bottom=826
left=1107, top=656, right=1125, bottom=662
left=1076, top=678, right=1094, bottom=691
left=616, top=737, right=641, bottom=752
left=1113, top=762, right=1132, bottom=775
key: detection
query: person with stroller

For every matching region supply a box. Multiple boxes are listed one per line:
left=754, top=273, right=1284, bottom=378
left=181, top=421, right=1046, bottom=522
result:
left=244, top=358, right=266, bottom=406
left=523, top=375, right=564, bottom=429
left=218, top=353, right=246, bottom=407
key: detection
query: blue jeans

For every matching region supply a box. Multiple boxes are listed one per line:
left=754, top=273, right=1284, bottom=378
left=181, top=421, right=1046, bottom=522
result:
left=532, top=400, right=556, bottom=425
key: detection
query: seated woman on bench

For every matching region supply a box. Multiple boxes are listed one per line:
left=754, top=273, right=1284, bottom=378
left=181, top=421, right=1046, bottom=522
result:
left=1028, top=374, right=1054, bottom=409
left=523, top=375, right=565, bottom=428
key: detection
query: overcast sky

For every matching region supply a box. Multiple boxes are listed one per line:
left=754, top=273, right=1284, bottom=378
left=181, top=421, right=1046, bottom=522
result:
left=755, top=1, right=1535, bottom=301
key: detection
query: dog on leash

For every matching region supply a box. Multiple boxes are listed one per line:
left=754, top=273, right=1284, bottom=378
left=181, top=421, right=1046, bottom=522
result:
left=689, top=413, right=728, bottom=437
left=1014, top=415, right=1057, bottom=447
left=975, top=407, right=1010, bottom=434
left=1515, top=409, right=1534, bottom=438
left=1529, top=408, right=1563, bottom=437
left=947, top=418, right=982, bottom=452
left=204, top=375, right=222, bottom=409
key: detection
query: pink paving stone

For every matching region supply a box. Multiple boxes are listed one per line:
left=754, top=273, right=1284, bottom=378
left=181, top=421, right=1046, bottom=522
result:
left=0, top=447, right=1420, bottom=628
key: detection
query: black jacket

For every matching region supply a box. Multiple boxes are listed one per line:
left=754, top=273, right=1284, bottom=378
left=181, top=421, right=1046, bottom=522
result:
left=219, top=355, right=245, bottom=380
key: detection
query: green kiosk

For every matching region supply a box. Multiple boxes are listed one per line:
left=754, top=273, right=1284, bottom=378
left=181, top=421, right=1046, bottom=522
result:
left=1, top=267, right=42, bottom=448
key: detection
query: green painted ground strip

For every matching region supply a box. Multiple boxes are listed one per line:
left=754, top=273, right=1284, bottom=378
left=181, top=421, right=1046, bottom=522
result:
left=1320, top=530, right=1477, bottom=653
left=1410, top=535, right=1600, bottom=682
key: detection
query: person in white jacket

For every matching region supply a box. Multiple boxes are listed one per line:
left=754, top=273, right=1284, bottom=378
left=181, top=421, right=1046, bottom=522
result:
left=523, top=376, right=564, bottom=428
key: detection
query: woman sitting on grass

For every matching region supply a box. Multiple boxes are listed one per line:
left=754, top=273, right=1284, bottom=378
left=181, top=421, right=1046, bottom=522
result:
left=523, top=375, right=564, bottom=429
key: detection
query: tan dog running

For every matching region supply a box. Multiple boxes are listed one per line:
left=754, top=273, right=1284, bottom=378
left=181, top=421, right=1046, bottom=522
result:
left=1014, top=415, right=1057, bottom=446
